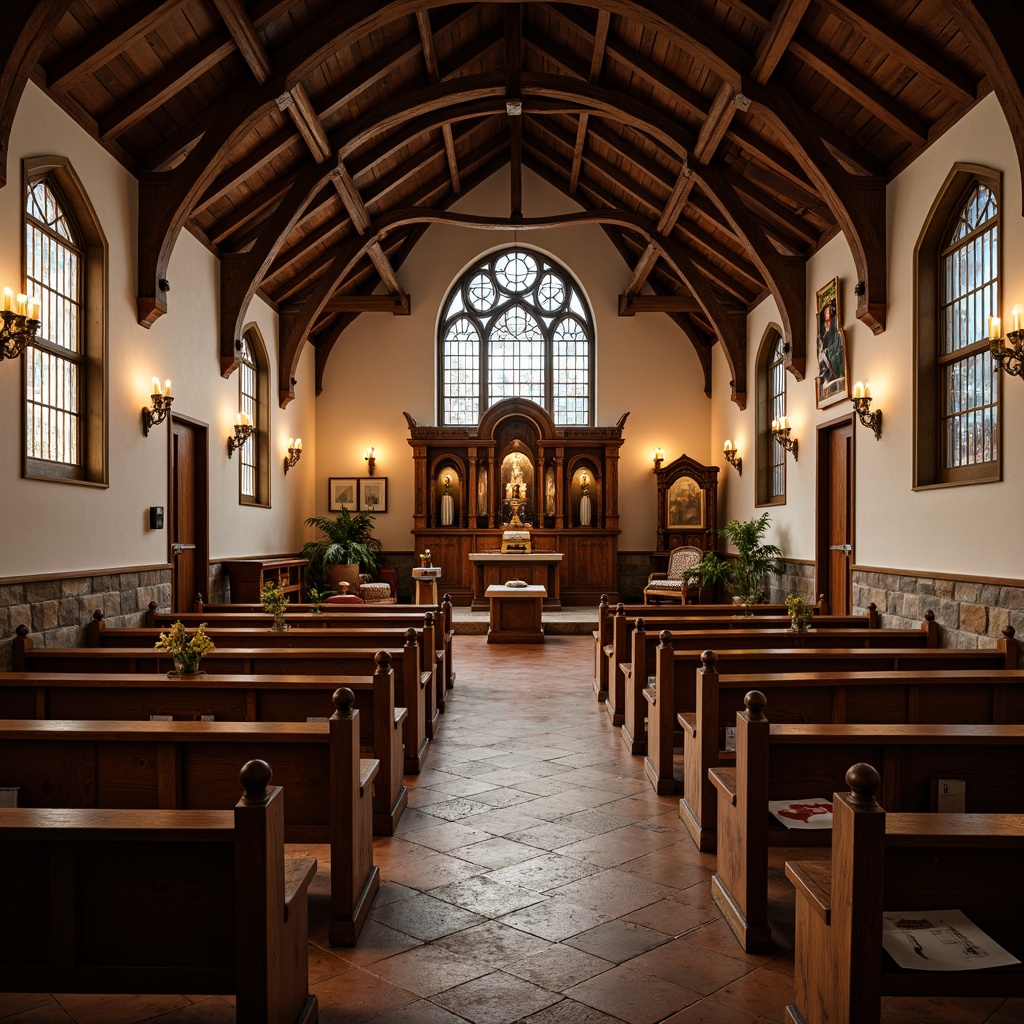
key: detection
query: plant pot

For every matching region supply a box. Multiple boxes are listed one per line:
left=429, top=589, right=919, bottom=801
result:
left=791, top=618, right=811, bottom=633
left=171, top=656, right=202, bottom=677
left=271, top=614, right=289, bottom=631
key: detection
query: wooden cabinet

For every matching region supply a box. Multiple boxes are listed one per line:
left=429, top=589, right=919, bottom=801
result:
left=653, top=454, right=719, bottom=557
left=406, top=398, right=626, bottom=605
left=222, top=557, right=307, bottom=603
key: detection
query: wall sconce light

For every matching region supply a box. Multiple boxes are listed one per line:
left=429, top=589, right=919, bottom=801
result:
left=142, top=376, right=173, bottom=436
left=723, top=439, right=742, bottom=474
left=284, top=437, right=302, bottom=474
left=652, top=447, right=665, bottom=472
left=851, top=381, right=882, bottom=439
left=771, top=416, right=798, bottom=460
left=365, top=447, right=376, bottom=475
left=227, top=412, right=254, bottom=458
left=0, top=287, right=40, bottom=360
left=988, top=311, right=1024, bottom=377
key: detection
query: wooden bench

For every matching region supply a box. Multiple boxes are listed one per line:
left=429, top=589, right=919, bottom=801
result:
left=679, top=657, right=1024, bottom=851
left=0, top=653, right=407, bottom=836
left=0, top=687, right=379, bottom=946
left=643, top=632, right=1019, bottom=794
left=189, top=594, right=457, bottom=696
left=0, top=758, right=318, bottom=1022
left=711, top=691, right=1024, bottom=952
left=785, top=764, right=1024, bottom=1023
left=16, top=628, right=423, bottom=809
left=592, top=595, right=830, bottom=698
left=617, top=608, right=884, bottom=751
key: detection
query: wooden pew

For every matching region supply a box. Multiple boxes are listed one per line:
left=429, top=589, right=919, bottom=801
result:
left=711, top=691, right=1024, bottom=952
left=643, top=631, right=1019, bottom=794
left=680, top=657, right=1024, bottom=851
left=785, top=764, right=1024, bottom=1023
left=190, top=593, right=457, bottom=697
left=0, top=687, right=379, bottom=946
left=617, top=607, right=884, bottom=751
left=593, top=594, right=830, bottom=698
left=0, top=653, right=407, bottom=836
left=15, top=628, right=420, bottom=824
left=0, top=758, right=318, bottom=1022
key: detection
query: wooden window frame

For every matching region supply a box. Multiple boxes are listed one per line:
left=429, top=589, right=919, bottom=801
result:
left=238, top=324, right=270, bottom=507
left=756, top=324, right=787, bottom=506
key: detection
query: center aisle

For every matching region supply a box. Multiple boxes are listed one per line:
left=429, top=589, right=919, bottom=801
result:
left=305, top=634, right=796, bottom=1022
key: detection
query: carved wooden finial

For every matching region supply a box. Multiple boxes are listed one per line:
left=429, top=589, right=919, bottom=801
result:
left=636, top=617, right=646, bottom=631
left=867, top=602, right=877, bottom=612
left=599, top=594, right=608, bottom=609
left=15, top=624, right=28, bottom=637
left=744, top=690, right=767, bottom=718
left=92, top=609, right=104, bottom=621
left=924, top=609, right=935, bottom=622
left=425, top=611, right=435, bottom=625
left=701, top=649, right=718, bottom=669
left=1004, top=624, right=1016, bottom=639
left=657, top=629, right=673, bottom=647
left=846, top=762, right=881, bottom=806
left=332, top=687, right=356, bottom=716
left=374, top=649, right=393, bottom=669
left=240, top=758, right=272, bottom=802
left=148, top=601, right=158, bottom=611
left=615, top=602, right=625, bottom=617
left=405, top=627, right=417, bottom=645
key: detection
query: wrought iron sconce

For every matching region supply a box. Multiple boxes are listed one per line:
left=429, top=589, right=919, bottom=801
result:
left=365, top=447, right=376, bottom=475
left=142, top=377, right=173, bottom=436
left=0, top=287, right=40, bottom=360
left=772, top=416, right=798, bottom=460
left=284, top=437, right=302, bottom=474
left=851, top=381, right=882, bottom=440
left=227, top=413, right=254, bottom=458
left=988, top=313, right=1024, bottom=377
left=652, top=447, right=665, bottom=473
left=723, top=439, right=742, bottom=474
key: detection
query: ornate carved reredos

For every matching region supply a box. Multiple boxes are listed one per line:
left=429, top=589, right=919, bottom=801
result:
left=653, top=452, right=720, bottom=556
left=407, top=398, right=627, bottom=602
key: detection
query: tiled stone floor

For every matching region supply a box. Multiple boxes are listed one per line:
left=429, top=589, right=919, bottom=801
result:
left=4, top=635, right=1024, bottom=1023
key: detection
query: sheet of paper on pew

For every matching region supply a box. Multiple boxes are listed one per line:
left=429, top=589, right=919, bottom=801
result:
left=767, top=798, right=834, bottom=829
left=882, top=909, right=1021, bottom=971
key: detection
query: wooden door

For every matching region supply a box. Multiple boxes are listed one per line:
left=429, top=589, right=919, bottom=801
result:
left=815, top=418, right=854, bottom=615
left=170, top=417, right=209, bottom=612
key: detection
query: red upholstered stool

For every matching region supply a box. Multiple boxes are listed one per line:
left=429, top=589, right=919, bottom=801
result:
left=325, top=594, right=364, bottom=605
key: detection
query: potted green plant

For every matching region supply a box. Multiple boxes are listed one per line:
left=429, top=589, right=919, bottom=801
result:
left=786, top=594, right=814, bottom=632
left=261, top=580, right=289, bottom=630
left=689, top=550, right=731, bottom=601
left=301, top=507, right=381, bottom=592
left=155, top=621, right=215, bottom=676
left=719, top=512, right=783, bottom=611
left=306, top=584, right=334, bottom=612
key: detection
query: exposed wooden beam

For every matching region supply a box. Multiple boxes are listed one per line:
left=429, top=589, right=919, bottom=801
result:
left=417, top=11, right=461, bottom=194
left=331, top=163, right=372, bottom=235
left=322, top=294, right=410, bottom=314
left=750, top=0, right=811, bottom=85
left=618, top=294, right=703, bottom=315
left=505, top=6, right=523, bottom=218
left=277, top=83, right=332, bottom=163
left=46, top=0, right=189, bottom=92
left=692, top=83, right=739, bottom=165
left=210, top=0, right=272, bottom=84
left=569, top=9, right=610, bottom=195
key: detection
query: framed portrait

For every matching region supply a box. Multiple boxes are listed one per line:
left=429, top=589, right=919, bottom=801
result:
left=359, top=477, right=388, bottom=513
left=814, top=276, right=849, bottom=408
left=666, top=475, right=705, bottom=530
left=328, top=477, right=358, bottom=512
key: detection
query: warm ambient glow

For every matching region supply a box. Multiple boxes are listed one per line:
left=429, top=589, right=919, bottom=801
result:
left=288, top=437, right=302, bottom=450
left=3, top=286, right=39, bottom=319
left=235, top=412, right=250, bottom=426
left=772, top=416, right=790, bottom=432
left=989, top=315, right=1002, bottom=340
left=723, top=439, right=733, bottom=451
left=852, top=381, right=871, bottom=399
left=149, top=376, right=171, bottom=397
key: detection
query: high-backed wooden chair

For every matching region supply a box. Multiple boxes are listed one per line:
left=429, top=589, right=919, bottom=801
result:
left=644, top=546, right=702, bottom=603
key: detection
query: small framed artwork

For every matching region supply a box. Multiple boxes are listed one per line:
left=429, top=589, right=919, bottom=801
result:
left=666, top=475, right=705, bottom=530
left=815, top=276, right=850, bottom=408
left=328, top=477, right=358, bottom=512
left=359, top=477, right=388, bottom=513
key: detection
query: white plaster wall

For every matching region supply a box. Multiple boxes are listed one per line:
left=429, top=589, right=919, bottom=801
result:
left=0, top=82, right=314, bottom=577
left=712, top=92, right=1024, bottom=579
left=315, top=164, right=712, bottom=553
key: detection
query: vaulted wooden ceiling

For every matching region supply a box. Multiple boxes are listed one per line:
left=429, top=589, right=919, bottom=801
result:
left=4, top=1, right=1024, bottom=407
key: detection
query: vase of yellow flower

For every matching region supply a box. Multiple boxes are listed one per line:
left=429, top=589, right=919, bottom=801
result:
left=155, top=621, right=215, bottom=676
left=261, top=580, right=289, bottom=630
left=786, top=594, right=814, bottom=633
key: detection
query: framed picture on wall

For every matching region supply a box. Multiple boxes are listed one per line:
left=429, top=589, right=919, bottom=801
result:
left=328, top=477, right=358, bottom=512
left=666, top=475, right=704, bottom=529
left=814, top=276, right=849, bottom=408
left=359, top=477, right=388, bottom=513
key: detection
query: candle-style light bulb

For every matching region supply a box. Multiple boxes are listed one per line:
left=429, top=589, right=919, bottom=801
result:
left=2, top=287, right=12, bottom=312
left=863, top=382, right=871, bottom=399
left=152, top=376, right=162, bottom=395
left=853, top=381, right=864, bottom=398
left=163, top=379, right=172, bottom=397
left=295, top=437, right=302, bottom=449
left=989, top=315, right=1002, bottom=340
left=724, top=439, right=733, bottom=451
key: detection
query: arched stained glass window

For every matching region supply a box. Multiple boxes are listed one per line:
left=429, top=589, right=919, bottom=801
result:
left=238, top=325, right=270, bottom=506
left=756, top=327, right=787, bottom=505
left=439, top=249, right=594, bottom=425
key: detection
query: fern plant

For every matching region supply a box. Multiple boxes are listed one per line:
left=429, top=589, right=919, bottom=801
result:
left=301, top=508, right=381, bottom=590
left=719, top=512, right=782, bottom=606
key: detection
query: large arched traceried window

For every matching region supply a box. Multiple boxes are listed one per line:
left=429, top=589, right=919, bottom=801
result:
left=914, top=165, right=1001, bottom=487
left=23, top=157, right=107, bottom=485
left=439, top=249, right=594, bottom=426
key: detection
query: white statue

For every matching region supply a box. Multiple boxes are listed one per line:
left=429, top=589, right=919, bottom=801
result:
left=505, top=451, right=527, bottom=502
left=441, top=472, right=454, bottom=526
left=579, top=471, right=592, bottom=526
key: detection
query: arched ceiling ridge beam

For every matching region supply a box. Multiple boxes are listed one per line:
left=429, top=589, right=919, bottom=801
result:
left=694, top=162, right=806, bottom=379
left=0, top=1, right=77, bottom=190
left=946, top=1, right=1024, bottom=216
left=743, top=81, right=887, bottom=334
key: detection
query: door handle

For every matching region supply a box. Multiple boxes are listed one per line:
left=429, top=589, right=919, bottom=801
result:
left=828, top=544, right=852, bottom=554
left=171, top=543, right=197, bottom=555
